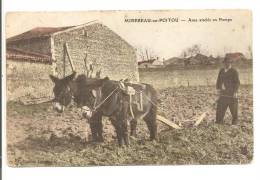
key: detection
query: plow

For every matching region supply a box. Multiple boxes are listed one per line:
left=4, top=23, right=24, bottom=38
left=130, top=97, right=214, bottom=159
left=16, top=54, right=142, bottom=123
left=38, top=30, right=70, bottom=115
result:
left=157, top=106, right=212, bottom=129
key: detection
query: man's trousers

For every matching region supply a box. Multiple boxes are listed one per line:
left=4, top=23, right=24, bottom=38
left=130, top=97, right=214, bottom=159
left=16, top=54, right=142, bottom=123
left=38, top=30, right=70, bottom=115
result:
left=216, top=96, right=238, bottom=125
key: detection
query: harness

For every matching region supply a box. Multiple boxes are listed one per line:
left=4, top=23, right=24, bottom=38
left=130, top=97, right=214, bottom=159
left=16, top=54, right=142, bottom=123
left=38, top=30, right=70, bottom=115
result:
left=118, top=80, right=145, bottom=119
left=92, top=86, right=119, bottom=112
left=119, top=80, right=135, bottom=118
left=80, top=85, right=121, bottom=118
left=62, top=80, right=146, bottom=119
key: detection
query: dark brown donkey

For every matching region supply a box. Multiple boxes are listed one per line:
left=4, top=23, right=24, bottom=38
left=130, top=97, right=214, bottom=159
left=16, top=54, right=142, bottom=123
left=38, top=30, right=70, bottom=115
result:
left=49, top=72, right=158, bottom=146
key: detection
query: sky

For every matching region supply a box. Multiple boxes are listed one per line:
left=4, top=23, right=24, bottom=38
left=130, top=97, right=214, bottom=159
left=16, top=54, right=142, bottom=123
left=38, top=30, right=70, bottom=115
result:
left=6, top=10, right=252, bottom=60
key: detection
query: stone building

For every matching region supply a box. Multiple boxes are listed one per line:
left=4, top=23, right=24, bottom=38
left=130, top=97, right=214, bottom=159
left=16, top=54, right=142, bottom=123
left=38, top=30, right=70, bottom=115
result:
left=6, top=21, right=139, bottom=100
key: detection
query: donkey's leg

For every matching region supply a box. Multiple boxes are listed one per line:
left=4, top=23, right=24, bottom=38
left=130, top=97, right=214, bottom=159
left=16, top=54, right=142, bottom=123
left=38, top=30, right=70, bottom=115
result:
left=116, top=123, right=123, bottom=146
left=111, top=118, right=123, bottom=146
left=122, top=100, right=130, bottom=146
left=143, top=106, right=158, bottom=141
left=89, top=119, right=98, bottom=142
left=122, top=119, right=129, bottom=146
left=96, top=115, right=104, bottom=142
left=89, top=113, right=102, bottom=142
left=117, top=118, right=129, bottom=146
left=130, top=118, right=137, bottom=137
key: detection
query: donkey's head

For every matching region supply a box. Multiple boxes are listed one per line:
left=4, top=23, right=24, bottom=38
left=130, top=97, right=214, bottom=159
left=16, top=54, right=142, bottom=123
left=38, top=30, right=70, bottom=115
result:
left=49, top=72, right=76, bottom=113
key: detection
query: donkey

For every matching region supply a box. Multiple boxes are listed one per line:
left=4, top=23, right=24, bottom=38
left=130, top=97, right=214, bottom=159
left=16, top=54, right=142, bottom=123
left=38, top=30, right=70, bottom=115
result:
left=49, top=72, right=158, bottom=146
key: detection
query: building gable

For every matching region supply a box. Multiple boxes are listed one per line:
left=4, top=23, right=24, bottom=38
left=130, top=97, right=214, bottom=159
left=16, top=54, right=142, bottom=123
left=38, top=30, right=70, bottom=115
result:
left=52, top=22, right=138, bottom=81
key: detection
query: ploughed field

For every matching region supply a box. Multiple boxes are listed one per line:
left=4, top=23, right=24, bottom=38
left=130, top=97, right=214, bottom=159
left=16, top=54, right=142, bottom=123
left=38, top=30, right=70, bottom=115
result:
left=7, top=85, right=253, bottom=166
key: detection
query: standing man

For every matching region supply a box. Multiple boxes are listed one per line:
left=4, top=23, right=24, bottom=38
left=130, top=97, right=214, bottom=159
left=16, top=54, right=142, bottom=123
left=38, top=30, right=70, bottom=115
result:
left=216, top=54, right=240, bottom=125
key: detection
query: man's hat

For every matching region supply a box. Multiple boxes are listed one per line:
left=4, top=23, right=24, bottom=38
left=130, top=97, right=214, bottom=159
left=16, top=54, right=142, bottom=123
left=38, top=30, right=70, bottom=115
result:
left=223, top=54, right=233, bottom=63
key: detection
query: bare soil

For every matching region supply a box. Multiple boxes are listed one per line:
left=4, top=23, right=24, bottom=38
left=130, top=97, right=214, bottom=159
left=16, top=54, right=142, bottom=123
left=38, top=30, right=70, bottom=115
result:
left=6, top=85, right=253, bottom=166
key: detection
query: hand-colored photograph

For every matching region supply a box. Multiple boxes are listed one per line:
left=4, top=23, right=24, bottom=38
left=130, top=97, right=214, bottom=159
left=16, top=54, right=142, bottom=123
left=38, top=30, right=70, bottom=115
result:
left=6, top=10, right=253, bottom=166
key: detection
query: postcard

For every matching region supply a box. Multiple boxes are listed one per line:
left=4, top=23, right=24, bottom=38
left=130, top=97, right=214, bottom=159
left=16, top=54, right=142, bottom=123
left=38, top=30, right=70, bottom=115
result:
left=6, top=10, right=252, bottom=166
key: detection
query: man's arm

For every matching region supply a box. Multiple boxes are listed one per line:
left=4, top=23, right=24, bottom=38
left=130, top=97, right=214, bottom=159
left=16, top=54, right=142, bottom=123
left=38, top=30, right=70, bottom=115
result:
left=216, top=69, right=223, bottom=90
left=232, top=69, right=240, bottom=94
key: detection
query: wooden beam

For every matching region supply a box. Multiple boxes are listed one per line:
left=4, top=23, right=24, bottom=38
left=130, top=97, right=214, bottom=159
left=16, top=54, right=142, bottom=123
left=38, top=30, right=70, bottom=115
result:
left=194, top=112, right=207, bottom=126
left=157, top=115, right=182, bottom=129
left=64, top=43, right=75, bottom=72
left=63, top=44, right=66, bottom=77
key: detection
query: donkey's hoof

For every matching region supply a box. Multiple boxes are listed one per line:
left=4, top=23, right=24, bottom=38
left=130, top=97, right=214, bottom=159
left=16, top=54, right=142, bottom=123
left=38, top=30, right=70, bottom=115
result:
left=149, top=137, right=158, bottom=142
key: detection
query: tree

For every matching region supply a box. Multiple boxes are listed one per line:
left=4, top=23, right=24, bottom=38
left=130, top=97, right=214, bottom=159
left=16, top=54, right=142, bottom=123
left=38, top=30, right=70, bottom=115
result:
left=181, top=44, right=202, bottom=58
left=137, top=46, right=157, bottom=61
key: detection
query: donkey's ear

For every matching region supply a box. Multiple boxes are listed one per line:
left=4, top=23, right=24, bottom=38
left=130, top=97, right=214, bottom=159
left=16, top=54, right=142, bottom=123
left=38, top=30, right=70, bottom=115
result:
left=100, top=76, right=109, bottom=85
left=103, top=76, right=109, bottom=81
left=49, top=75, right=59, bottom=83
left=64, top=71, right=76, bottom=82
left=87, top=77, right=109, bottom=89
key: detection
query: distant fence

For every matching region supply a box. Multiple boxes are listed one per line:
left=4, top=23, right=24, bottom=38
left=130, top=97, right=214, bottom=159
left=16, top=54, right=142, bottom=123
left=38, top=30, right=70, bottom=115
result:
left=139, top=67, right=252, bottom=89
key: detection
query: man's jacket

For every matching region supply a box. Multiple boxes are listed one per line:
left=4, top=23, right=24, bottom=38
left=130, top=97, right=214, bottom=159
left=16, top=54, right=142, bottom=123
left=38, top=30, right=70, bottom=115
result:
left=216, top=67, right=240, bottom=97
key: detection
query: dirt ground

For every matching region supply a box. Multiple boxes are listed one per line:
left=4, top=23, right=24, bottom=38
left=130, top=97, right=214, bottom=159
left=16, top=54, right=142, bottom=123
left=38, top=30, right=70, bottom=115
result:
left=6, top=85, right=253, bottom=166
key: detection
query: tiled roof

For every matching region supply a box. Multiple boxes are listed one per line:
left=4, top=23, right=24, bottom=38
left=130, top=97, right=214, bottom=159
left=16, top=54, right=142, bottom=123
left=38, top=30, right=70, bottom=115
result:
left=225, top=52, right=245, bottom=59
left=6, top=48, right=52, bottom=64
left=7, top=26, right=74, bottom=42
